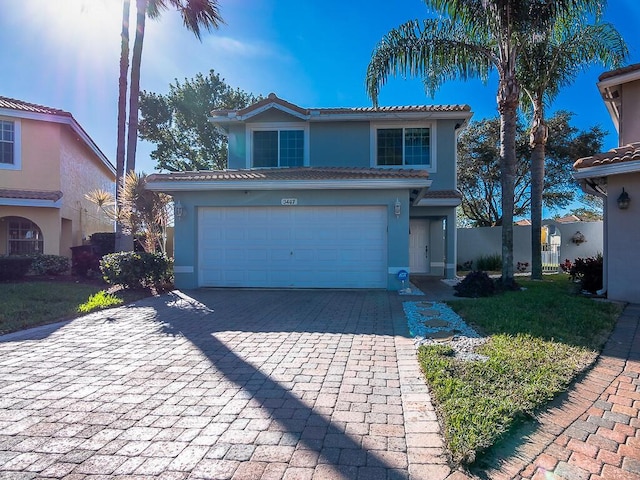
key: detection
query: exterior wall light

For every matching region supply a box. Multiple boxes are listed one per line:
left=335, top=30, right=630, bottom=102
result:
left=571, top=231, right=586, bottom=245
left=617, top=188, right=631, bottom=210
left=174, top=200, right=185, bottom=219
left=394, top=198, right=401, bottom=218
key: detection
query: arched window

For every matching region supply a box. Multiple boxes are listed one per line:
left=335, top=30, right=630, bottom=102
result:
left=6, top=217, right=43, bottom=255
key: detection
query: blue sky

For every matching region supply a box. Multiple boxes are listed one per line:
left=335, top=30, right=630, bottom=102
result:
left=2, top=0, right=639, bottom=196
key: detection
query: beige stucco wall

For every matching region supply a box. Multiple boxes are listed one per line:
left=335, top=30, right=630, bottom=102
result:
left=606, top=173, right=640, bottom=303
left=0, top=117, right=61, bottom=191
left=59, top=127, right=114, bottom=250
left=620, top=81, right=640, bottom=146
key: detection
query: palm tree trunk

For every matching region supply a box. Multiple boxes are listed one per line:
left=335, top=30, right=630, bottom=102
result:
left=530, top=103, right=547, bottom=280
left=497, top=71, right=520, bottom=286
left=115, top=0, right=130, bottom=252
left=126, top=0, right=147, bottom=174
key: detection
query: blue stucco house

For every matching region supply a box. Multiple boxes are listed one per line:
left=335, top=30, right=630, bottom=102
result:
left=146, top=94, right=472, bottom=290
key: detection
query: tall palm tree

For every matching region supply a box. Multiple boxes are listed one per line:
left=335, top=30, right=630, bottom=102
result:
left=115, top=0, right=131, bottom=252
left=125, top=0, right=224, bottom=174
left=366, top=0, right=603, bottom=286
left=519, top=14, right=627, bottom=279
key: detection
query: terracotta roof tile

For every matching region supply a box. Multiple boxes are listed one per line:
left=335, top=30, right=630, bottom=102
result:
left=211, top=92, right=471, bottom=118
left=147, top=167, right=429, bottom=183
left=0, top=189, right=63, bottom=201
left=598, top=63, right=640, bottom=82
left=0, top=96, right=72, bottom=117
left=574, top=142, right=640, bottom=169
left=421, top=189, right=462, bottom=199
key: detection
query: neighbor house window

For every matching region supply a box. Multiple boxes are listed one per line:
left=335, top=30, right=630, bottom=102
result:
left=8, top=218, right=43, bottom=255
left=252, top=129, right=304, bottom=167
left=376, top=126, right=430, bottom=167
left=0, top=119, right=20, bottom=170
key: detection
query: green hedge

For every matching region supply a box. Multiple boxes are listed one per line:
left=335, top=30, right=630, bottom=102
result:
left=0, top=256, right=33, bottom=281
left=100, top=252, right=173, bottom=289
left=28, top=254, right=70, bottom=275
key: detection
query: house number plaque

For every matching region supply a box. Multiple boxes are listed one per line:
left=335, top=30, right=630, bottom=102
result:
left=281, top=198, right=298, bottom=206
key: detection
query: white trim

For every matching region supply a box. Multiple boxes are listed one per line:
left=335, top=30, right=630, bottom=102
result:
left=0, top=119, right=21, bottom=171
left=0, top=109, right=115, bottom=175
left=174, top=266, right=194, bottom=274
left=146, top=178, right=432, bottom=192
left=597, top=69, right=640, bottom=90
left=246, top=122, right=310, bottom=168
left=369, top=122, right=437, bottom=173
left=238, top=102, right=307, bottom=121
left=573, top=159, right=640, bottom=179
left=210, top=110, right=472, bottom=124
left=0, top=197, right=62, bottom=208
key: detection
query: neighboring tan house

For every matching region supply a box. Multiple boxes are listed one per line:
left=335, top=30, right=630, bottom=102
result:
left=0, top=96, right=115, bottom=258
left=147, top=93, right=471, bottom=290
left=574, top=64, right=640, bottom=303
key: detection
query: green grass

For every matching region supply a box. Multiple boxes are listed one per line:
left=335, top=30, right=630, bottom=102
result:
left=418, top=275, right=622, bottom=465
left=77, top=290, right=123, bottom=313
left=0, top=281, right=154, bottom=335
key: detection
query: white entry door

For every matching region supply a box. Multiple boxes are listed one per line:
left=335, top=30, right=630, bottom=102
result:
left=198, top=206, right=388, bottom=288
left=409, top=218, right=430, bottom=274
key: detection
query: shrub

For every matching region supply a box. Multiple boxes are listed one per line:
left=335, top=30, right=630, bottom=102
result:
left=516, top=261, right=529, bottom=273
left=77, top=290, right=123, bottom=313
left=100, top=251, right=173, bottom=289
left=570, top=254, right=603, bottom=294
left=28, top=254, right=70, bottom=275
left=0, top=256, right=33, bottom=281
left=73, top=250, right=100, bottom=278
left=90, top=232, right=116, bottom=256
left=454, top=270, right=496, bottom=298
left=475, top=254, right=502, bottom=272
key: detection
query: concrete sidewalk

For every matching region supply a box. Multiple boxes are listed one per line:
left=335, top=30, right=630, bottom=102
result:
left=0, top=289, right=451, bottom=480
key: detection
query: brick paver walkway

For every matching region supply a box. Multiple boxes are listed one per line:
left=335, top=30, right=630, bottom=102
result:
left=469, top=303, right=640, bottom=480
left=0, top=289, right=451, bottom=480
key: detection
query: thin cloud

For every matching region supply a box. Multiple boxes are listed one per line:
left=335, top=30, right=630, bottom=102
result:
left=206, top=36, right=292, bottom=62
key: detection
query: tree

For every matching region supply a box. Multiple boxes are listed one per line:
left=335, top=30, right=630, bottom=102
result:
left=86, top=172, right=172, bottom=254
left=366, top=0, right=603, bottom=286
left=457, top=112, right=606, bottom=227
left=519, top=9, right=626, bottom=279
left=139, top=70, right=261, bottom=171
left=124, top=0, right=223, bottom=175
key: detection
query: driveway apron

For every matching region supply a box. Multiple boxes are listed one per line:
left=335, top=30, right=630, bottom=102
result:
left=0, top=289, right=451, bottom=480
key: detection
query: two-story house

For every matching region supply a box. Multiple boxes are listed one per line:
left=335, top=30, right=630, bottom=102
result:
left=147, top=94, right=471, bottom=290
left=574, top=64, right=640, bottom=303
left=0, top=97, right=115, bottom=258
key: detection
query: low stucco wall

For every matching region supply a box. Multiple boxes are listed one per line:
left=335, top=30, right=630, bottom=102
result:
left=457, top=222, right=604, bottom=270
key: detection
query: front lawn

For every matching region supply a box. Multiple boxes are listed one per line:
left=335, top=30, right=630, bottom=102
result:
left=0, top=280, right=154, bottom=335
left=417, top=275, right=622, bottom=465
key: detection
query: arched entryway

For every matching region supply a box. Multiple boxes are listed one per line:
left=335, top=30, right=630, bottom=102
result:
left=1, top=216, right=44, bottom=255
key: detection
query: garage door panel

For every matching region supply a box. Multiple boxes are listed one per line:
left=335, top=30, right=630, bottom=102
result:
left=198, top=206, right=387, bottom=288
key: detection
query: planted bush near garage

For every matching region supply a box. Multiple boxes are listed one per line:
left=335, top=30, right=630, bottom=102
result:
left=0, top=255, right=33, bottom=281
left=28, top=254, right=70, bottom=275
left=100, top=251, right=173, bottom=289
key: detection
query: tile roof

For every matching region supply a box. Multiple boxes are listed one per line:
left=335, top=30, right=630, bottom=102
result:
left=147, top=167, right=430, bottom=183
left=421, top=189, right=462, bottom=199
left=0, top=96, right=72, bottom=117
left=0, top=189, right=63, bottom=201
left=598, top=63, right=640, bottom=82
left=211, top=92, right=471, bottom=118
left=574, top=142, right=640, bottom=169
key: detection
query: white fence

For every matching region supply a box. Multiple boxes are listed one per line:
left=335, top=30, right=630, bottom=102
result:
left=457, top=221, right=603, bottom=272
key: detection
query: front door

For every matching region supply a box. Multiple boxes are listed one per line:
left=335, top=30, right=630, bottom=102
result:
left=409, top=218, right=429, bottom=274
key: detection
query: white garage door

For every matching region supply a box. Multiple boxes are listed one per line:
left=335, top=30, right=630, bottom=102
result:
left=198, top=206, right=387, bottom=288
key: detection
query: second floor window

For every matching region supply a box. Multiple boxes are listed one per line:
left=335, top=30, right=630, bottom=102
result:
left=253, top=129, right=304, bottom=167
left=1, top=120, right=15, bottom=165
left=376, top=127, right=430, bottom=167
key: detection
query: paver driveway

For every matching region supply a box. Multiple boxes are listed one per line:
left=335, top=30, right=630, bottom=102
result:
left=0, top=289, right=451, bottom=479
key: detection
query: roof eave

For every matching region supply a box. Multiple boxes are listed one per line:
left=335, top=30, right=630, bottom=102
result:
left=573, top=159, right=640, bottom=179
left=146, top=178, right=432, bottom=192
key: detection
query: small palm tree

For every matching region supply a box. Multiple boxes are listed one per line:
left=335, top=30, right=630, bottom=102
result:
left=519, top=13, right=627, bottom=279
left=366, top=0, right=605, bottom=285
